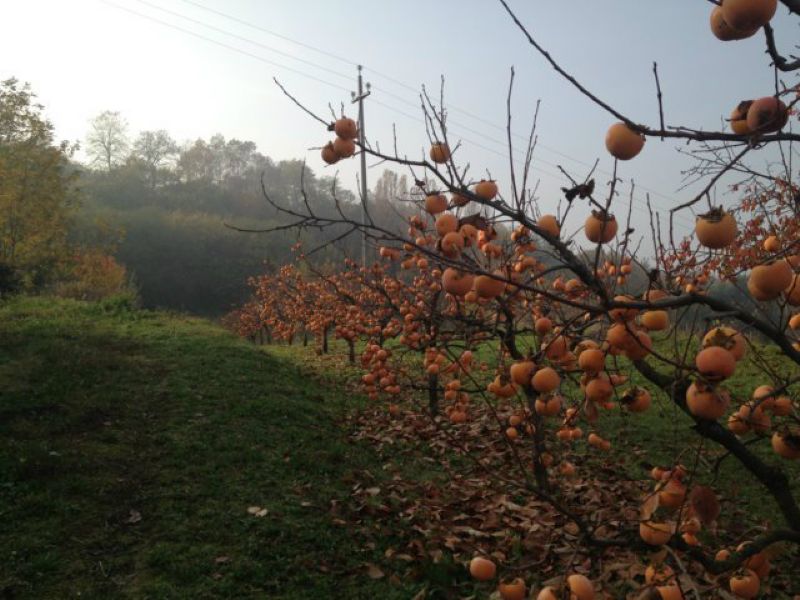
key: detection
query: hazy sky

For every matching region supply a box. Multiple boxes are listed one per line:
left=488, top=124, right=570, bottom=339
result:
left=2, top=0, right=797, bottom=239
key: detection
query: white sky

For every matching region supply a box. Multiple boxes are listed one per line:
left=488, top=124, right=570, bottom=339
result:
left=2, top=0, right=798, bottom=242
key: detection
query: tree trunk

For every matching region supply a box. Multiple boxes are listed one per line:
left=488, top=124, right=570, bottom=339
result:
left=428, top=372, right=439, bottom=417
left=525, top=386, right=550, bottom=492
left=347, top=339, right=355, bottom=364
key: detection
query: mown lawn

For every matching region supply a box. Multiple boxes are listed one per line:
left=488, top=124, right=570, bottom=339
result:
left=0, top=296, right=421, bottom=599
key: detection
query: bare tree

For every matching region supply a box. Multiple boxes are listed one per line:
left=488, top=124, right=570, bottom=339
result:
left=133, top=129, right=178, bottom=187
left=86, top=110, right=129, bottom=170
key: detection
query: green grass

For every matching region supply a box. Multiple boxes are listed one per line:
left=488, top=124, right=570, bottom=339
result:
left=286, top=332, right=800, bottom=533
left=7, top=295, right=791, bottom=597
left=0, top=296, right=422, bottom=599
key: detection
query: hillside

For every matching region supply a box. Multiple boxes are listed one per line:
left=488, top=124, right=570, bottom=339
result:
left=0, top=296, right=417, bottom=599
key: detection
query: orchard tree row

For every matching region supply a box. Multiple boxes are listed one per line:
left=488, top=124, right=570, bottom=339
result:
left=229, top=1, right=800, bottom=598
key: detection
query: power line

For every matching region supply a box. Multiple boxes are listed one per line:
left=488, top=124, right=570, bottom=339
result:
left=171, top=0, right=684, bottom=210
left=100, top=0, right=693, bottom=229
left=100, top=0, right=351, bottom=93
left=175, top=0, right=359, bottom=68
left=99, top=0, right=578, bottom=190
left=133, top=0, right=355, bottom=84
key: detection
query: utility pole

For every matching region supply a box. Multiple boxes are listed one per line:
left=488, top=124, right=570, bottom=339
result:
left=351, top=65, right=370, bottom=269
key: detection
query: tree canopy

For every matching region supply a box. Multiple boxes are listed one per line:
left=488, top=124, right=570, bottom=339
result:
left=0, top=78, right=78, bottom=291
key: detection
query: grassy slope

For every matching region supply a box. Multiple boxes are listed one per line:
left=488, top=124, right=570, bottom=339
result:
left=0, top=296, right=417, bottom=599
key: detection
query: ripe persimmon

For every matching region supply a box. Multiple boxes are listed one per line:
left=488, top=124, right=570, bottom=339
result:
left=621, top=387, right=651, bottom=413
left=440, top=231, right=465, bottom=257
left=424, top=193, right=448, bottom=214
left=711, top=6, right=758, bottom=40
left=488, top=375, right=517, bottom=398
left=442, top=268, right=474, bottom=296
left=532, top=367, right=560, bottom=393
left=498, top=578, right=526, bottom=600
left=585, top=211, right=618, bottom=244
left=567, top=573, right=594, bottom=600
left=703, top=326, right=746, bottom=361
left=606, top=323, right=636, bottom=352
left=475, top=272, right=507, bottom=299
left=730, top=100, right=755, bottom=134
left=640, top=520, right=672, bottom=545
left=695, top=346, right=736, bottom=380
left=763, top=235, right=780, bottom=253
left=585, top=375, right=613, bottom=403
left=510, top=360, right=536, bottom=385
left=722, top=0, right=777, bottom=32
left=729, top=569, right=760, bottom=599
left=738, top=403, right=772, bottom=434
left=321, top=142, right=339, bottom=164
left=588, top=432, right=611, bottom=451
left=469, top=556, right=496, bottom=581
left=333, top=117, right=358, bottom=140
left=644, top=288, right=668, bottom=302
left=535, top=394, right=562, bottom=416
left=537, top=214, right=560, bottom=237
left=641, top=310, right=669, bottom=331
left=536, top=587, right=558, bottom=600
left=534, top=317, right=553, bottom=335
left=333, top=136, right=356, bottom=158
left=474, top=179, right=498, bottom=200
left=542, top=335, right=569, bottom=360
left=746, top=96, right=788, bottom=133
left=625, top=330, right=653, bottom=361
left=748, top=259, right=793, bottom=300
left=771, top=430, right=800, bottom=459
left=695, top=209, right=737, bottom=249
left=659, top=478, right=687, bottom=511
left=686, top=383, right=730, bottom=420
left=772, top=395, right=793, bottom=416
left=605, top=122, right=645, bottom=160
left=578, top=348, right=605, bottom=373
left=609, top=294, right=639, bottom=322
left=429, top=142, right=450, bottom=163
left=435, top=213, right=458, bottom=236
left=785, top=275, right=800, bottom=306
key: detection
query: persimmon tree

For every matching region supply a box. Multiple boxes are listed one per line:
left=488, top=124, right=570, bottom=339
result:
left=230, top=2, right=800, bottom=598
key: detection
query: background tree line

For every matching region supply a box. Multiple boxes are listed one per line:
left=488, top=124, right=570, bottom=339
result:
left=1, top=80, right=415, bottom=314
left=2, top=81, right=754, bottom=320
left=76, top=110, right=413, bottom=315
left=0, top=78, right=129, bottom=301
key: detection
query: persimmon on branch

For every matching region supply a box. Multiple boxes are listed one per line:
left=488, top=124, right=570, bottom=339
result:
left=228, top=3, right=800, bottom=598
left=498, top=0, right=800, bottom=144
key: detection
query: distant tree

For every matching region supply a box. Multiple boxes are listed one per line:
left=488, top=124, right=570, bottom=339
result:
left=371, top=169, right=410, bottom=235
left=0, top=78, right=78, bottom=289
left=132, top=130, right=177, bottom=187
left=86, top=110, right=129, bottom=170
left=223, top=139, right=257, bottom=179
left=177, top=138, right=215, bottom=182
